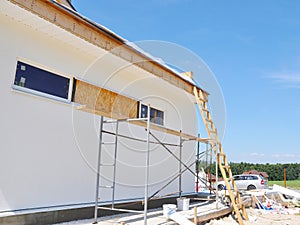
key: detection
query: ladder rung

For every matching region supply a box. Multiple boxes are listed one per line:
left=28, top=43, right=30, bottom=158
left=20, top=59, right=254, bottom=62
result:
left=100, top=163, right=115, bottom=166
left=209, top=133, right=217, bottom=138
left=205, top=119, right=213, bottom=124
left=99, top=185, right=113, bottom=188
left=201, top=108, right=209, bottom=112
left=218, top=152, right=226, bottom=157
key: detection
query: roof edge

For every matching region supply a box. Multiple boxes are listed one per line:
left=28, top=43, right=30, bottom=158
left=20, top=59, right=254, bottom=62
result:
left=7, top=0, right=207, bottom=96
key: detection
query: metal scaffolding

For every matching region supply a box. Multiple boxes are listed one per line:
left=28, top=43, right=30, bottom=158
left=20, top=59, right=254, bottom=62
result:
left=93, top=111, right=213, bottom=224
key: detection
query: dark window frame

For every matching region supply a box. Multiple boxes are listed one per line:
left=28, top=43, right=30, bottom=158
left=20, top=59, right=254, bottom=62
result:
left=139, top=103, right=164, bottom=126
left=13, top=60, right=72, bottom=102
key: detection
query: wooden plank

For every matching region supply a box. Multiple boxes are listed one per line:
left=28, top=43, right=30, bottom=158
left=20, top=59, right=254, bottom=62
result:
left=241, top=205, right=249, bottom=221
left=195, top=207, right=233, bottom=223
left=193, top=207, right=197, bottom=224
left=77, top=106, right=208, bottom=142
left=130, top=120, right=209, bottom=143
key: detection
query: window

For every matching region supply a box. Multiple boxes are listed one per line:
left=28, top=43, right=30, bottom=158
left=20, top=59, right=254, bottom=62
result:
left=139, top=103, right=164, bottom=126
left=249, top=176, right=257, bottom=180
left=13, top=61, right=70, bottom=101
left=234, top=175, right=243, bottom=181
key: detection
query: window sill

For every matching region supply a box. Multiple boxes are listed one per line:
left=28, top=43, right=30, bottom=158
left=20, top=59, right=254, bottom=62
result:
left=11, top=85, right=71, bottom=104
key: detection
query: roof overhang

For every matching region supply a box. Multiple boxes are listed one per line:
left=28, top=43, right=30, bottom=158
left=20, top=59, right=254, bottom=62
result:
left=7, top=0, right=208, bottom=98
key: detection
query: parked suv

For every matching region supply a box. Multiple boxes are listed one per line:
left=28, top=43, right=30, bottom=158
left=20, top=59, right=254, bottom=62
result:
left=217, top=174, right=268, bottom=191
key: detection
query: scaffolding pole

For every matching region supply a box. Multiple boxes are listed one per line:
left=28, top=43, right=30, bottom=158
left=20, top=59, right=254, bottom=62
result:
left=93, top=116, right=104, bottom=224
left=93, top=111, right=213, bottom=224
left=149, top=131, right=213, bottom=192
left=209, top=143, right=213, bottom=194
left=215, top=143, right=219, bottom=209
left=111, top=121, right=119, bottom=208
left=179, top=131, right=183, bottom=198
left=196, top=133, right=200, bottom=192
left=143, top=105, right=151, bottom=225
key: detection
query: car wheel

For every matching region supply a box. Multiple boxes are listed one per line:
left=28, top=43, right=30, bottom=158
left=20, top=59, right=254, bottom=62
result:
left=247, top=185, right=256, bottom=190
left=218, top=184, right=224, bottom=191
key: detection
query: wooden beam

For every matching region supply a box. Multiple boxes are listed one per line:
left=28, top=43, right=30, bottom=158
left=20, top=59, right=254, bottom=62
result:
left=130, top=120, right=209, bottom=143
left=8, top=0, right=208, bottom=97
left=194, top=207, right=233, bottom=223
left=193, top=207, right=197, bottom=224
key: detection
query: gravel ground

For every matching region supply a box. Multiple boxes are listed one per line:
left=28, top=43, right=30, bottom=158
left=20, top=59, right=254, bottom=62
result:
left=206, top=207, right=300, bottom=225
left=53, top=207, right=300, bottom=225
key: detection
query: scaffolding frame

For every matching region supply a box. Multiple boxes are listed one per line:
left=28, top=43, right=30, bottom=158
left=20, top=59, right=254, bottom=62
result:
left=93, top=111, right=212, bottom=224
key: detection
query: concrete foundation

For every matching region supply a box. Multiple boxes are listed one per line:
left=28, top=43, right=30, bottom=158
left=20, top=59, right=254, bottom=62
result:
left=0, top=194, right=197, bottom=225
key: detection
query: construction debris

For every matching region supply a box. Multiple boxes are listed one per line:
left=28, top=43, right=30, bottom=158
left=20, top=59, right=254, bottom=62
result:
left=52, top=185, right=300, bottom=224
left=206, top=207, right=300, bottom=225
left=272, top=184, right=300, bottom=203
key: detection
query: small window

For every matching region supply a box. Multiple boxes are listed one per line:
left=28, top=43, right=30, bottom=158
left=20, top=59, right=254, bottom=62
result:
left=13, top=61, right=70, bottom=101
left=234, top=176, right=241, bottom=181
left=139, top=103, right=164, bottom=126
left=140, top=104, right=148, bottom=118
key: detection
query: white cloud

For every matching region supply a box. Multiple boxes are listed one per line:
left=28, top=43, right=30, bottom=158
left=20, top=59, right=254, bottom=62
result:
left=266, top=72, right=300, bottom=88
left=250, top=152, right=265, bottom=157
left=271, top=153, right=300, bottom=158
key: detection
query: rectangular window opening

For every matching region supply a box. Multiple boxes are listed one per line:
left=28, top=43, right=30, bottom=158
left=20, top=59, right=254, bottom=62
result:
left=13, top=61, right=71, bottom=102
left=139, top=103, right=164, bottom=126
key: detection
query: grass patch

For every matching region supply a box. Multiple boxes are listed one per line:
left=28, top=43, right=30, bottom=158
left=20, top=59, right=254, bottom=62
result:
left=268, top=180, right=300, bottom=190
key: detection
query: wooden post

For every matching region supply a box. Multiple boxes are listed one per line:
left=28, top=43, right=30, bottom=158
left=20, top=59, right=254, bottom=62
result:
left=276, top=194, right=281, bottom=202
left=193, top=207, right=197, bottom=224
left=251, top=195, right=255, bottom=209
left=241, top=205, right=249, bottom=221
left=254, top=196, right=261, bottom=209
left=284, top=168, right=287, bottom=188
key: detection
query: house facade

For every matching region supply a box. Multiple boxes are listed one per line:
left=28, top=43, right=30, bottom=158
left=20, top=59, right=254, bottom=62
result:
left=0, top=0, right=207, bottom=220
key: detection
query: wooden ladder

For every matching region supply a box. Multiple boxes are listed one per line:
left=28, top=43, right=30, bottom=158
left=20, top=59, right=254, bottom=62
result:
left=193, top=87, right=248, bottom=225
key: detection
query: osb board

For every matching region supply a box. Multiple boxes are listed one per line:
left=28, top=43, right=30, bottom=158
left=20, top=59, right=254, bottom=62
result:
left=73, top=80, right=138, bottom=119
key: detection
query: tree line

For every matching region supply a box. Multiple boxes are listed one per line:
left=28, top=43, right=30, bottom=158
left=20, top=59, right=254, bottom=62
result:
left=202, top=162, right=300, bottom=181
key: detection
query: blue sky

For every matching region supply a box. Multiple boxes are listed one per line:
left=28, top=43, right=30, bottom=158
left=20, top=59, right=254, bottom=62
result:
left=72, top=1, right=300, bottom=164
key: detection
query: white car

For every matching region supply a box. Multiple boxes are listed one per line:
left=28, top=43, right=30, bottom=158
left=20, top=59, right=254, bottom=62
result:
left=216, top=174, right=268, bottom=191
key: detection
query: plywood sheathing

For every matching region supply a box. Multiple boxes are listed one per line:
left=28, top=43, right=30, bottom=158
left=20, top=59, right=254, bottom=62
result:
left=8, top=0, right=208, bottom=97
left=74, top=80, right=208, bottom=142
left=74, top=80, right=138, bottom=119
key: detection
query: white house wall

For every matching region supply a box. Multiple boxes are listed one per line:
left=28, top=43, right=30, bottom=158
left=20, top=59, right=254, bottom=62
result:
left=0, top=1, right=198, bottom=212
